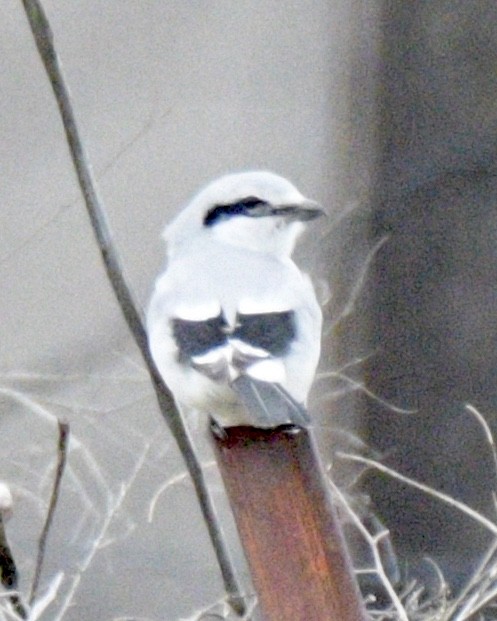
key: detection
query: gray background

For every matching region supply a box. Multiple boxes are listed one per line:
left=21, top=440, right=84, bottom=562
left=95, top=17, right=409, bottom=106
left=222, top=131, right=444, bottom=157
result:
left=1, top=2, right=374, bottom=619
left=364, top=0, right=497, bottom=591
left=3, top=1, right=497, bottom=619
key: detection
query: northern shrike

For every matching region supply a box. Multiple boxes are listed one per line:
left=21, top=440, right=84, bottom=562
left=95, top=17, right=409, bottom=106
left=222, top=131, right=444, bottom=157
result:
left=147, top=171, right=323, bottom=428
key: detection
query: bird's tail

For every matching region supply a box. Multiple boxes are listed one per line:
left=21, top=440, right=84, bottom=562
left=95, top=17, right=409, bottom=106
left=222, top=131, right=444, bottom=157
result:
left=231, top=376, right=310, bottom=428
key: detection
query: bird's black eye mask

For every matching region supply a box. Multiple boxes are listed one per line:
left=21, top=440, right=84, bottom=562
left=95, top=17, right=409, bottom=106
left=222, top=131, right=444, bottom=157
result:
left=203, top=196, right=270, bottom=226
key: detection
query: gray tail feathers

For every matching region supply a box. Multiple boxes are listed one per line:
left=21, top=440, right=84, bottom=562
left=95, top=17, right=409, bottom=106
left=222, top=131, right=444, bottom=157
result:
left=231, top=376, right=310, bottom=428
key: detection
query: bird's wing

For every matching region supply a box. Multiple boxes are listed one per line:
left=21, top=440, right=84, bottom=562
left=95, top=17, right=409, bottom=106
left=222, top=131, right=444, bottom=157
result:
left=231, top=375, right=310, bottom=428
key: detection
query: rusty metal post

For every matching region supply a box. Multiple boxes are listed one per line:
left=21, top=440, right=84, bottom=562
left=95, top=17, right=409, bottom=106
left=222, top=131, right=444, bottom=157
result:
left=212, top=425, right=368, bottom=621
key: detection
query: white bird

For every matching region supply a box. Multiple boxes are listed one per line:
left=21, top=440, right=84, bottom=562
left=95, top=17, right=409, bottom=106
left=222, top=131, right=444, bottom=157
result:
left=147, top=171, right=323, bottom=428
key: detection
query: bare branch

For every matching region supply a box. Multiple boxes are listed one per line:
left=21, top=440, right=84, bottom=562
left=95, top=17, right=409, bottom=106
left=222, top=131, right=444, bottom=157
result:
left=327, top=477, right=409, bottom=621
left=29, top=421, right=69, bottom=606
left=338, top=452, right=497, bottom=537
left=20, top=1, right=244, bottom=614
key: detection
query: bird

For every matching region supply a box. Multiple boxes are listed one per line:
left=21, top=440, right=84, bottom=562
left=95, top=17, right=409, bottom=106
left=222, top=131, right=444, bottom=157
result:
left=147, top=171, right=324, bottom=429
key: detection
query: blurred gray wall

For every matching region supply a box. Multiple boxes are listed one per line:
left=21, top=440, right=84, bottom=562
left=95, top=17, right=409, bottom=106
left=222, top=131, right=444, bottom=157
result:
left=364, top=0, right=497, bottom=588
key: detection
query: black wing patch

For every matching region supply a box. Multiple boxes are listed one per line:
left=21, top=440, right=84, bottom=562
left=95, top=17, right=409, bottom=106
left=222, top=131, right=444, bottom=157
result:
left=233, top=311, right=296, bottom=356
left=172, top=315, right=228, bottom=358
left=171, top=310, right=296, bottom=364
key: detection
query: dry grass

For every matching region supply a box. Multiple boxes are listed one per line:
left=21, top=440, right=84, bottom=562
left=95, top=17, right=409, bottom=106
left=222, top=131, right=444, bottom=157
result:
left=332, top=402, right=497, bottom=621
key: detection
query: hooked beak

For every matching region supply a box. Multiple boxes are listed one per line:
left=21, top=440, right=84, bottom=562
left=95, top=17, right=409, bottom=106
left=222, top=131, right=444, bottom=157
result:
left=275, top=199, right=325, bottom=222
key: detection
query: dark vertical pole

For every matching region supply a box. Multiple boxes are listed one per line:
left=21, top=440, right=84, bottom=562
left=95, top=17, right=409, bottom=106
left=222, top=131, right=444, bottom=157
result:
left=213, top=426, right=367, bottom=621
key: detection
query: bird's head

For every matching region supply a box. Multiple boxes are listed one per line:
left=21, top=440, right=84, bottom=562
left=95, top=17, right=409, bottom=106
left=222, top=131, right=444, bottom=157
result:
left=164, top=171, right=324, bottom=257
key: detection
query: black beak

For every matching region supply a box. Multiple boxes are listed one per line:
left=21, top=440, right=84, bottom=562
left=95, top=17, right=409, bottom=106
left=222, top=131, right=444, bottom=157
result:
left=275, top=199, right=325, bottom=222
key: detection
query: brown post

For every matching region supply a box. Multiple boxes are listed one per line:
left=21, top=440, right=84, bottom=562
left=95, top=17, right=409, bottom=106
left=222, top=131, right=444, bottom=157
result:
left=212, top=425, right=368, bottom=621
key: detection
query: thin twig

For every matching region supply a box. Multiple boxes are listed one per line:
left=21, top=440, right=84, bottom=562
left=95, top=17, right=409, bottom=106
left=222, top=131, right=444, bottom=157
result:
left=29, top=420, right=69, bottom=605
left=338, top=453, right=497, bottom=537
left=331, top=236, right=389, bottom=324
left=327, top=477, right=409, bottom=621
left=446, top=525, right=497, bottom=617
left=317, top=369, right=415, bottom=414
left=465, top=403, right=497, bottom=491
left=20, top=1, right=244, bottom=614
